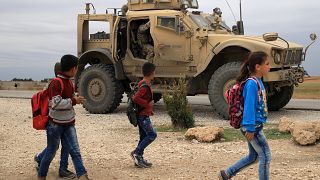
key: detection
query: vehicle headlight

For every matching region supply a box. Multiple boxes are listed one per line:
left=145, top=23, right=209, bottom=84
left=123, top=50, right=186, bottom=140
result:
left=274, top=52, right=281, bottom=64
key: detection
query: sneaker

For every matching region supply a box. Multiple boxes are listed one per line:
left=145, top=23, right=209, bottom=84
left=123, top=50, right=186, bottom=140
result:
left=34, top=154, right=40, bottom=172
left=141, top=157, right=152, bottom=167
left=59, top=169, right=76, bottom=179
left=131, top=152, right=148, bottom=168
left=78, top=173, right=91, bottom=180
left=130, top=151, right=138, bottom=166
left=130, top=151, right=135, bottom=161
left=218, top=170, right=230, bottom=180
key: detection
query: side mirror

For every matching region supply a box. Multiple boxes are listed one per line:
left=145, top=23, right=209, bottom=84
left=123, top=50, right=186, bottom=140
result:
left=304, top=33, right=317, bottom=61
left=263, top=33, right=279, bottom=41
left=310, top=33, right=317, bottom=41
left=232, top=25, right=239, bottom=35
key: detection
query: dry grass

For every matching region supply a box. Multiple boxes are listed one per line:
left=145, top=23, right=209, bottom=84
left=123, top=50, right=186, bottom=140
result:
left=293, top=76, right=320, bottom=99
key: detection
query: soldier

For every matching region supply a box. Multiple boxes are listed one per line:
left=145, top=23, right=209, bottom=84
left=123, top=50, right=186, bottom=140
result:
left=137, top=21, right=154, bottom=61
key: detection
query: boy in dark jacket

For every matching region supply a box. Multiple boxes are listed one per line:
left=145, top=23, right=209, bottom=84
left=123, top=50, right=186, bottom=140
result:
left=131, top=62, right=157, bottom=168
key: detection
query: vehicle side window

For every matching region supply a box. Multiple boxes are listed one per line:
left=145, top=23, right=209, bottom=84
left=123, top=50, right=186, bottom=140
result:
left=142, top=0, right=154, bottom=3
left=130, top=0, right=139, bottom=4
left=157, top=17, right=175, bottom=30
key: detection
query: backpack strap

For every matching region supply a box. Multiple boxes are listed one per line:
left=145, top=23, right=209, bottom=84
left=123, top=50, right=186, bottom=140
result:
left=247, top=77, right=262, bottom=102
left=55, top=77, right=64, bottom=94
left=50, top=77, right=65, bottom=95
left=139, top=81, right=152, bottom=101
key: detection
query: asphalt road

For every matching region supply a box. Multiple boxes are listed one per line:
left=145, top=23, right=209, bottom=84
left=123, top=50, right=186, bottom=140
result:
left=0, top=90, right=319, bottom=111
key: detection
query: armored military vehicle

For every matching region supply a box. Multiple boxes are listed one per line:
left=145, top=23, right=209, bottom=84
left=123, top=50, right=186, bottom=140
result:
left=74, top=0, right=316, bottom=118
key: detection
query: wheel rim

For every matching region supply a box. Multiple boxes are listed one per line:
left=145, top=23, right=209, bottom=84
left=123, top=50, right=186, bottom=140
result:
left=88, top=78, right=106, bottom=101
left=223, top=79, right=236, bottom=101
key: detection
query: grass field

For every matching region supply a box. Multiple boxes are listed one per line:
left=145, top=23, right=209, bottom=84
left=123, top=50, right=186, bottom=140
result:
left=293, top=76, right=320, bottom=99
left=156, top=124, right=292, bottom=142
left=222, top=127, right=291, bottom=142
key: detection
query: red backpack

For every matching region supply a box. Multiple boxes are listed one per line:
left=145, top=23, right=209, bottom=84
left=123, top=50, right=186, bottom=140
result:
left=225, top=77, right=261, bottom=129
left=31, top=77, right=64, bottom=130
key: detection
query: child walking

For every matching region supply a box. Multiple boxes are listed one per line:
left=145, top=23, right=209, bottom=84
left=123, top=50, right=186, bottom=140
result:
left=131, top=62, right=157, bottom=168
left=219, top=51, right=271, bottom=180
left=34, top=62, right=75, bottom=179
left=37, top=55, right=89, bottom=180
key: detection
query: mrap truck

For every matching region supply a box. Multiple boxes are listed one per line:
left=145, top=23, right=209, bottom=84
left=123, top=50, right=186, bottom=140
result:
left=73, top=0, right=316, bottom=118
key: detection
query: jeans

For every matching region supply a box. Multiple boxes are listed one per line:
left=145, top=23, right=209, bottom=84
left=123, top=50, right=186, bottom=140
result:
left=226, top=125, right=271, bottom=180
left=38, top=121, right=87, bottom=177
left=37, top=138, right=70, bottom=171
left=135, top=116, right=157, bottom=156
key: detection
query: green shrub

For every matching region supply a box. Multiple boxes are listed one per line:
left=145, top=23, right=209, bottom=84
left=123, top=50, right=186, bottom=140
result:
left=163, top=78, right=195, bottom=129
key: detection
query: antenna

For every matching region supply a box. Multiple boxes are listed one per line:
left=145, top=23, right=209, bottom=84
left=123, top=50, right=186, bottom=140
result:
left=240, top=0, right=242, bottom=21
left=236, top=0, right=244, bottom=35
left=224, top=0, right=237, bottom=24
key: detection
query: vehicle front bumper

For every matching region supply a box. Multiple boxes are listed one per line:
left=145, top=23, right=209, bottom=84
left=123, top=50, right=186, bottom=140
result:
left=263, top=67, right=305, bottom=85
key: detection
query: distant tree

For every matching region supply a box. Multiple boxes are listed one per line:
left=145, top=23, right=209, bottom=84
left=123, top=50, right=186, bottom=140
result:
left=11, top=78, right=34, bottom=81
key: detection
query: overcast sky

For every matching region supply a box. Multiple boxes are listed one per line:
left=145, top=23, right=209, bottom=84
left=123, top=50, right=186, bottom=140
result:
left=0, top=0, right=319, bottom=80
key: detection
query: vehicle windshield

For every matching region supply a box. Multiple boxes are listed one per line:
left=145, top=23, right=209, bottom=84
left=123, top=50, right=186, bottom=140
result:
left=205, top=15, right=231, bottom=32
left=189, top=13, right=232, bottom=32
left=189, top=14, right=213, bottom=30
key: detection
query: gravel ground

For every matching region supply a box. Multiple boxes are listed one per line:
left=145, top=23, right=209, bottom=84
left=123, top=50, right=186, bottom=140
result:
left=0, top=98, right=320, bottom=180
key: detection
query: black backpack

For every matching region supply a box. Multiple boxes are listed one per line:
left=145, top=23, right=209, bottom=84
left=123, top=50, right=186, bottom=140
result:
left=126, top=81, right=150, bottom=127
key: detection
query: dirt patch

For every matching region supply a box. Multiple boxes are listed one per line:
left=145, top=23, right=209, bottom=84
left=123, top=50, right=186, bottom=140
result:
left=304, top=76, right=320, bottom=83
left=1, top=98, right=320, bottom=179
left=293, top=76, right=320, bottom=99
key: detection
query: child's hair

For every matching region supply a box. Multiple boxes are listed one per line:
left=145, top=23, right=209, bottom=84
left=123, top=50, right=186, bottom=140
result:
left=60, top=54, right=78, bottom=72
left=54, top=62, right=61, bottom=77
left=142, top=62, right=156, bottom=76
left=236, top=51, right=268, bottom=82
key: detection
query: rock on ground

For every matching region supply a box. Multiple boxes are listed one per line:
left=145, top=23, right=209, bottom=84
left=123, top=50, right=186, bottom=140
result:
left=184, top=126, right=223, bottom=143
left=278, top=117, right=295, bottom=133
left=278, top=117, right=320, bottom=145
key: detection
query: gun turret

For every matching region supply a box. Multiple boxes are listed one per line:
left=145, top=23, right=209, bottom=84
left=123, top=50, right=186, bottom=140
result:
left=128, top=0, right=199, bottom=11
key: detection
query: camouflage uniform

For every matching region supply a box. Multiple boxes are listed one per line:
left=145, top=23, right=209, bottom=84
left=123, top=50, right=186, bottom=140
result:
left=137, top=21, right=154, bottom=61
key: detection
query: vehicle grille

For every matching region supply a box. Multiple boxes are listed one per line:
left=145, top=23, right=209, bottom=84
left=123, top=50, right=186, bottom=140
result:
left=284, top=49, right=303, bottom=65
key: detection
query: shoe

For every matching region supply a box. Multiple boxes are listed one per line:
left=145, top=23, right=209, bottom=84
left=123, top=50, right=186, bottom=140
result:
left=218, top=170, right=230, bottom=180
left=141, top=157, right=152, bottom=167
left=131, top=152, right=149, bottom=168
left=130, top=151, right=138, bottom=166
left=78, top=173, right=91, bottom=180
left=130, top=151, right=135, bottom=161
left=59, top=169, right=76, bottom=179
left=34, top=154, right=40, bottom=172
left=37, top=176, right=46, bottom=180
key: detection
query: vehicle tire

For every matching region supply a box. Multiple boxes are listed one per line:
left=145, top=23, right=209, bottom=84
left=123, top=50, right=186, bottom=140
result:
left=267, top=85, right=294, bottom=111
left=208, top=62, right=242, bottom=119
left=78, top=64, right=124, bottom=113
left=153, top=93, right=162, bottom=103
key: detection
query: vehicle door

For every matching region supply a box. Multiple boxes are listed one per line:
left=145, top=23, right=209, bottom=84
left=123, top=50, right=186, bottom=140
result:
left=152, top=16, right=191, bottom=63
